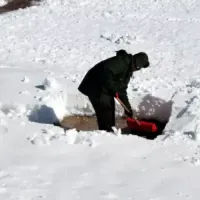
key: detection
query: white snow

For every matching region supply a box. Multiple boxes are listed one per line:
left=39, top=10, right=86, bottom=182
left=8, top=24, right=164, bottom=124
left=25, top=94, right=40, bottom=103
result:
left=21, top=76, right=30, bottom=83
left=0, top=0, right=7, bottom=7
left=1, top=0, right=200, bottom=199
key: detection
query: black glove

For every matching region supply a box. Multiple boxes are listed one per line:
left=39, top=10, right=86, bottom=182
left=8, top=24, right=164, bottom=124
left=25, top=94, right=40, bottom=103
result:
left=124, top=109, right=133, bottom=118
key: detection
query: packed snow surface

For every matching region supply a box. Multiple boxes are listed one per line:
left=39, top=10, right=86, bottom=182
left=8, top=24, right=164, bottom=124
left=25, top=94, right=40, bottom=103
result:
left=1, top=0, right=200, bottom=199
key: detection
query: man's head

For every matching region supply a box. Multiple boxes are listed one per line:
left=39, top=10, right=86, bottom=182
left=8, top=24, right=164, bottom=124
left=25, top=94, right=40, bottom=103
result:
left=132, top=52, right=149, bottom=71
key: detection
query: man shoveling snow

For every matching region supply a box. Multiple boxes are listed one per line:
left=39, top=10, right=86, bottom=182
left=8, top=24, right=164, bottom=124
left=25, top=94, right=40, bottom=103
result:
left=78, top=49, right=150, bottom=132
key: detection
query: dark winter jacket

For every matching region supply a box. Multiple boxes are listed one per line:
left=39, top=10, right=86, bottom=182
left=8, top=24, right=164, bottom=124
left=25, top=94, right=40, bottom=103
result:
left=78, top=50, right=149, bottom=112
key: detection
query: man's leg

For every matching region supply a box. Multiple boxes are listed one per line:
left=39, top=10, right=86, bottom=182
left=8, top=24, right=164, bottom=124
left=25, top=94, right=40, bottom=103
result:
left=99, top=98, right=115, bottom=132
left=89, top=95, right=115, bottom=132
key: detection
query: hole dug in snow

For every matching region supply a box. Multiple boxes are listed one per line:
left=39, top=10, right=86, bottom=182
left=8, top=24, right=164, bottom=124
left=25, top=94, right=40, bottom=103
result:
left=137, top=94, right=172, bottom=122
left=60, top=95, right=172, bottom=140
left=27, top=93, right=172, bottom=140
left=131, top=94, right=173, bottom=139
left=61, top=115, right=127, bottom=132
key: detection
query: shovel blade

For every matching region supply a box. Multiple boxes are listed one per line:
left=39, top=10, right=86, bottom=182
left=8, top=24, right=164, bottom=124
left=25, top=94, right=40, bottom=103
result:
left=126, top=117, right=158, bottom=133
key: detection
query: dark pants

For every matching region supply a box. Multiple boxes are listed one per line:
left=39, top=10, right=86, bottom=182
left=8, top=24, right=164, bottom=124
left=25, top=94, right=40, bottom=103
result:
left=89, top=94, right=115, bottom=132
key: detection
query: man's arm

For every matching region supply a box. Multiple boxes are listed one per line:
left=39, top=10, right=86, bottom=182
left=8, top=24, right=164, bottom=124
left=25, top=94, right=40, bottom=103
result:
left=103, top=60, right=133, bottom=116
left=117, top=88, right=133, bottom=117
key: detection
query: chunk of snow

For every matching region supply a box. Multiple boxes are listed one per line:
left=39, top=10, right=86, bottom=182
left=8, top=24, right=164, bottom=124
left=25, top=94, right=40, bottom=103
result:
left=43, top=77, right=60, bottom=90
left=21, top=76, right=30, bottom=83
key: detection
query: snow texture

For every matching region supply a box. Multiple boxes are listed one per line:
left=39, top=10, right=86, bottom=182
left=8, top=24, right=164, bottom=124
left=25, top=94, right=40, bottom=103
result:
left=1, top=0, right=200, bottom=199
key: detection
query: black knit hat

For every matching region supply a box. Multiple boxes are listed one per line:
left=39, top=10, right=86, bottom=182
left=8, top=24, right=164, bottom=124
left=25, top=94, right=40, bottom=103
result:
left=116, top=49, right=128, bottom=56
left=132, top=52, right=149, bottom=69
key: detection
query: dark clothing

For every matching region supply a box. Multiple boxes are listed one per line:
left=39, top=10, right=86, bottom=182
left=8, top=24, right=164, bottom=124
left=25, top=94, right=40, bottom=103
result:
left=89, top=94, right=115, bottom=132
left=78, top=50, right=133, bottom=112
left=78, top=49, right=149, bottom=131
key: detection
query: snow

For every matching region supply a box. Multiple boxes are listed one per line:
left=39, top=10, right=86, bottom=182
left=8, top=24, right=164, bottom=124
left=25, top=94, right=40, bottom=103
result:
left=1, top=0, right=200, bottom=199
left=0, top=0, right=7, bottom=6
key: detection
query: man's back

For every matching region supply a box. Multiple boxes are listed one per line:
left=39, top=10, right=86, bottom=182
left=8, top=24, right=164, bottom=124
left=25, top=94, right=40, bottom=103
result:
left=78, top=51, right=132, bottom=97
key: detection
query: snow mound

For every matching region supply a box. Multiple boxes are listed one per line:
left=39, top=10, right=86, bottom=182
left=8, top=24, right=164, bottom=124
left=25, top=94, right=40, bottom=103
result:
left=28, top=127, right=116, bottom=146
left=28, top=92, right=68, bottom=124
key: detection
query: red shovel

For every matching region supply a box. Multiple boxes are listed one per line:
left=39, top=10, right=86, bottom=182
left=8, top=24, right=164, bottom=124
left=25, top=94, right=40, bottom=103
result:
left=115, top=94, right=158, bottom=133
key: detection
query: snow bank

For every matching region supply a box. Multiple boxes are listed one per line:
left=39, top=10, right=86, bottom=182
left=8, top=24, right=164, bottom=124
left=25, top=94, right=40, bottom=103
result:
left=26, top=124, right=121, bottom=146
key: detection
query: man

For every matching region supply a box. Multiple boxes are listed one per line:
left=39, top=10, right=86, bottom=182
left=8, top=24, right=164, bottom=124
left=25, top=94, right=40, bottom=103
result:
left=78, top=49, right=150, bottom=132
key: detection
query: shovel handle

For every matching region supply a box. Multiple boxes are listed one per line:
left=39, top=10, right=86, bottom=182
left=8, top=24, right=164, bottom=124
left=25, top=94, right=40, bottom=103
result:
left=115, top=93, right=140, bottom=126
